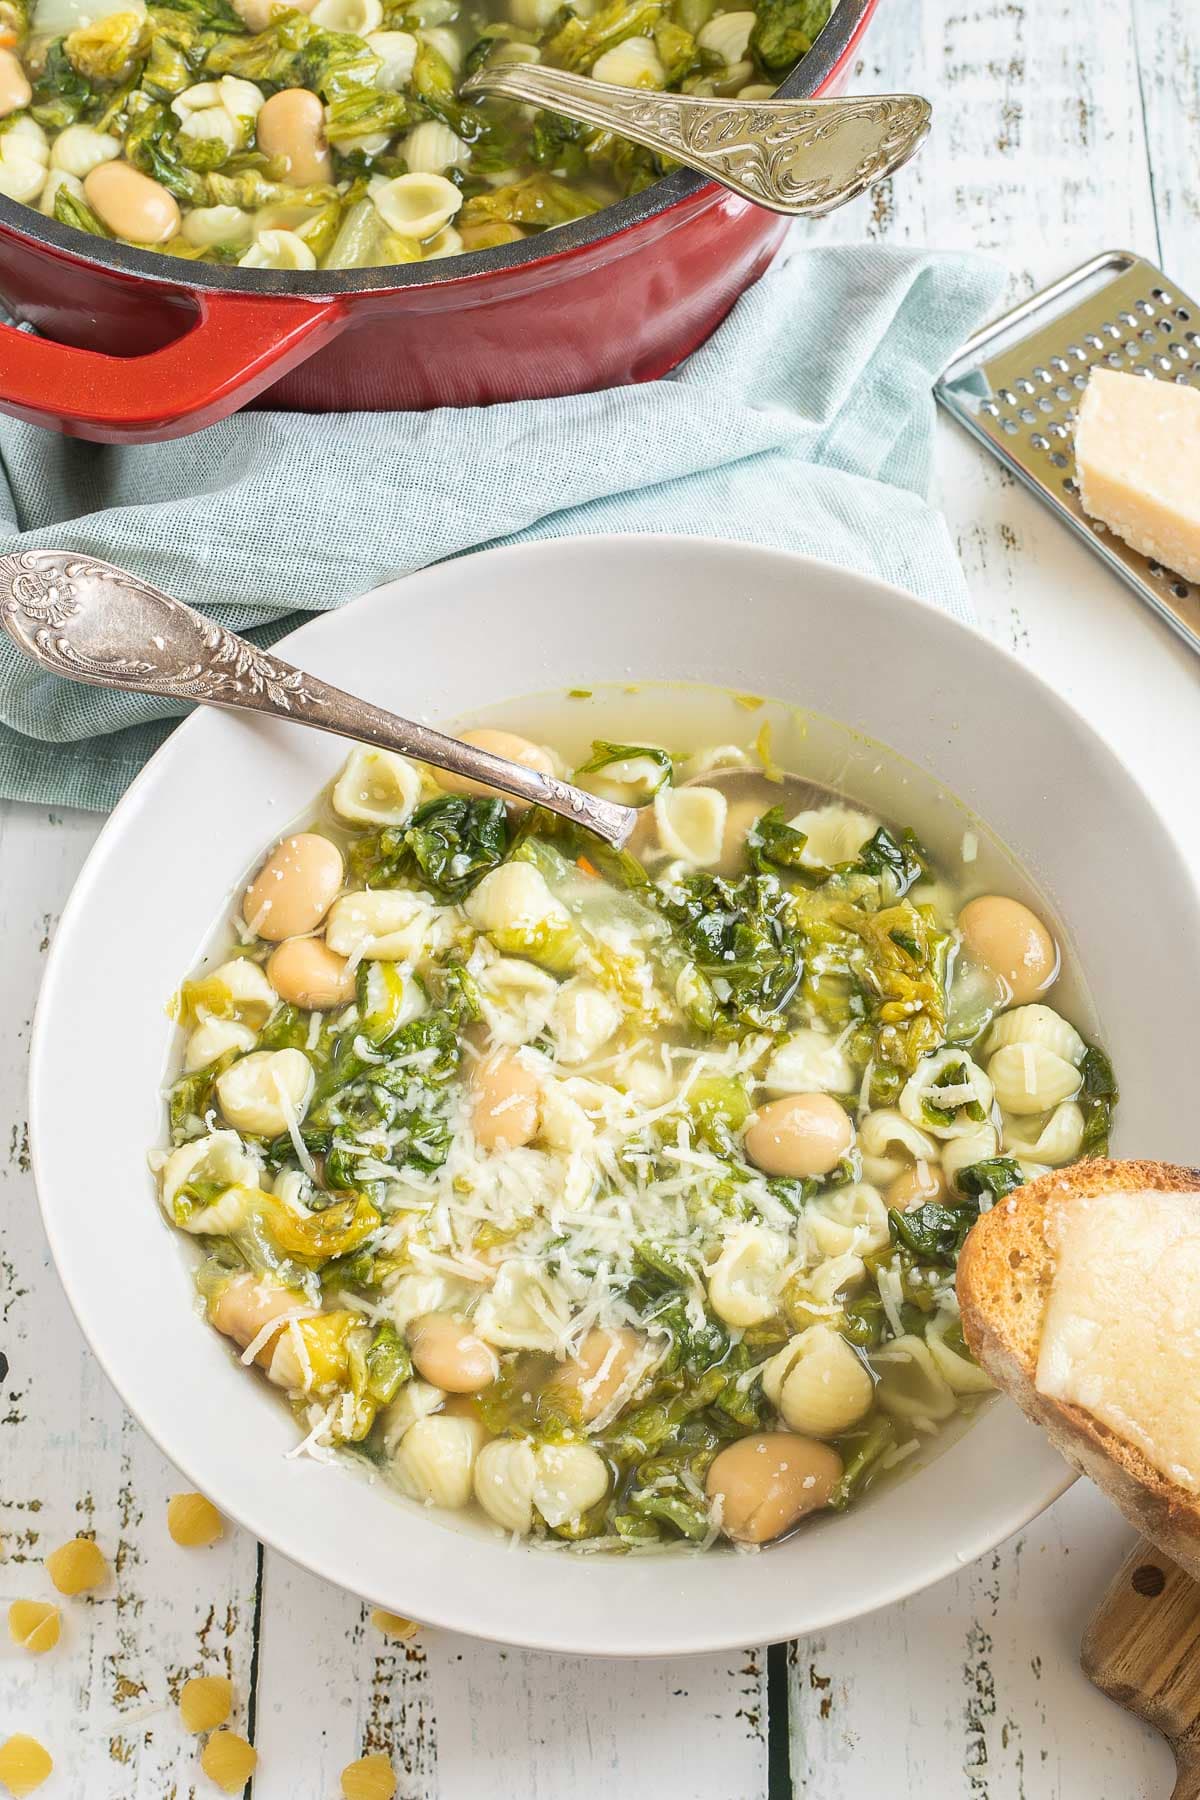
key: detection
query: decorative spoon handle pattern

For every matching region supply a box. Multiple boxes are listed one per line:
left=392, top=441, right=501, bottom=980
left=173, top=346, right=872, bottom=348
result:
left=461, top=66, right=932, bottom=217
left=0, top=549, right=638, bottom=847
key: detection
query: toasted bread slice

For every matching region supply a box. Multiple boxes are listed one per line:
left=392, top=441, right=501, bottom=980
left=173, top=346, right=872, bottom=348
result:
left=957, top=1158, right=1200, bottom=1576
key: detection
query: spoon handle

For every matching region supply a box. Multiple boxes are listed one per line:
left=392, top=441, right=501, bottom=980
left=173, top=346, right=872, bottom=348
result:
left=0, top=550, right=636, bottom=847
left=460, top=67, right=931, bottom=218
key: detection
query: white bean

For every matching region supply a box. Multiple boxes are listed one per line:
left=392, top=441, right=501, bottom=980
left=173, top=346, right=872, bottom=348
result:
left=255, top=87, right=332, bottom=186
left=244, top=834, right=343, bottom=940
left=707, top=1433, right=842, bottom=1544
left=0, top=46, right=29, bottom=116
left=85, top=160, right=180, bottom=241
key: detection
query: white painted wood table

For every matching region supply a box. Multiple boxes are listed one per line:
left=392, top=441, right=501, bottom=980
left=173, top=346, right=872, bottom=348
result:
left=2, top=0, right=1198, bottom=1793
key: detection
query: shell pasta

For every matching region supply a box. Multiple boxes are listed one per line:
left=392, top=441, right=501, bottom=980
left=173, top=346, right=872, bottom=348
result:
left=152, top=704, right=1118, bottom=1553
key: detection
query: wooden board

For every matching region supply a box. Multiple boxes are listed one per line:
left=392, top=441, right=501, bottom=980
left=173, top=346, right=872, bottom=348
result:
left=1083, top=1543, right=1200, bottom=1800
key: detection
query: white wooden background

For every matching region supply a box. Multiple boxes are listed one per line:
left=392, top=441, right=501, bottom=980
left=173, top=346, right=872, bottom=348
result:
left=2, top=0, right=1199, bottom=1793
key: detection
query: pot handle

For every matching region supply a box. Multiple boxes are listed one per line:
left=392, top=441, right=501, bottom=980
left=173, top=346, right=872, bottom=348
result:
left=0, top=289, right=344, bottom=444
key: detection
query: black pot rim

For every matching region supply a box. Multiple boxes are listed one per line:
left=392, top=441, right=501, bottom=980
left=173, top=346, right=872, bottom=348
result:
left=0, top=0, right=873, bottom=297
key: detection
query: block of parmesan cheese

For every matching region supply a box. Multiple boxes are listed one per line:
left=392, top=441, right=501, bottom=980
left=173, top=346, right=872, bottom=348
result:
left=1073, top=369, right=1200, bottom=581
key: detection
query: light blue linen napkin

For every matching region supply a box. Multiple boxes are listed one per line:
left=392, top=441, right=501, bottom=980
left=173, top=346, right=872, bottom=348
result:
left=0, top=242, right=1002, bottom=811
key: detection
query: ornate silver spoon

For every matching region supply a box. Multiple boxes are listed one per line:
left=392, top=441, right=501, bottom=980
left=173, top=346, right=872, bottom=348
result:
left=0, top=549, right=637, bottom=847
left=460, top=65, right=931, bottom=217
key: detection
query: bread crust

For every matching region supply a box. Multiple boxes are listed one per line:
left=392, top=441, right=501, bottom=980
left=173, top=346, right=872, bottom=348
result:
left=957, top=1159, right=1200, bottom=1577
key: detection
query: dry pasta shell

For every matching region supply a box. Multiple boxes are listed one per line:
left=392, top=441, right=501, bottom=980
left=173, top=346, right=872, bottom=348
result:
left=0, top=1735, right=53, bottom=1798
left=7, top=1600, right=60, bottom=1655
left=341, top=1752, right=398, bottom=1800
left=168, top=1492, right=224, bottom=1548
left=180, top=1675, right=233, bottom=1733
left=199, top=1730, right=257, bottom=1793
left=44, top=1537, right=108, bottom=1595
left=370, top=1609, right=419, bottom=1640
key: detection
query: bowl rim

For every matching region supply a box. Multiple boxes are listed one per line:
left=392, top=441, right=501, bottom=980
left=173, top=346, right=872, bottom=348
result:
left=0, top=0, right=878, bottom=300
left=31, top=531, right=1196, bottom=1656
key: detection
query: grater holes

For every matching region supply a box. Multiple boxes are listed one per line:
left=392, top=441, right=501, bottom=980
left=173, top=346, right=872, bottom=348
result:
left=1148, top=560, right=1164, bottom=575
left=957, top=278, right=1200, bottom=568
left=1172, top=581, right=1190, bottom=599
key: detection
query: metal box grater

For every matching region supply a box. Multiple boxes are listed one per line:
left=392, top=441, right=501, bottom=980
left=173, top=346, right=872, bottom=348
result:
left=935, top=249, right=1200, bottom=654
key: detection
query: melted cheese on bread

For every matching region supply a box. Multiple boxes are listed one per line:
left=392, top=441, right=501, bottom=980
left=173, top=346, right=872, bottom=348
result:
left=1036, top=1188, right=1200, bottom=1492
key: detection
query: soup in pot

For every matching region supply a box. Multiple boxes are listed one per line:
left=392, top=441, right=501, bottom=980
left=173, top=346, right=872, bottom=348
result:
left=0, top=0, right=830, bottom=267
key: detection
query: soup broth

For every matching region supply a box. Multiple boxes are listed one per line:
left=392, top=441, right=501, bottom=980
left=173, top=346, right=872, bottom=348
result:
left=153, top=684, right=1117, bottom=1554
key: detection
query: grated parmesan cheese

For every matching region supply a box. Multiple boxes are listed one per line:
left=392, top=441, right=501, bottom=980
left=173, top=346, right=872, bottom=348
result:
left=239, top=1305, right=316, bottom=1368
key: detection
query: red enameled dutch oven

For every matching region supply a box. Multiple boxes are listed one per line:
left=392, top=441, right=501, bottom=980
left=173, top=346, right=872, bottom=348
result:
left=0, top=0, right=877, bottom=442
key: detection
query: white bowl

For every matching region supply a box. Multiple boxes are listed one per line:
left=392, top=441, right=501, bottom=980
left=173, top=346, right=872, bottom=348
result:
left=29, top=535, right=1200, bottom=1657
